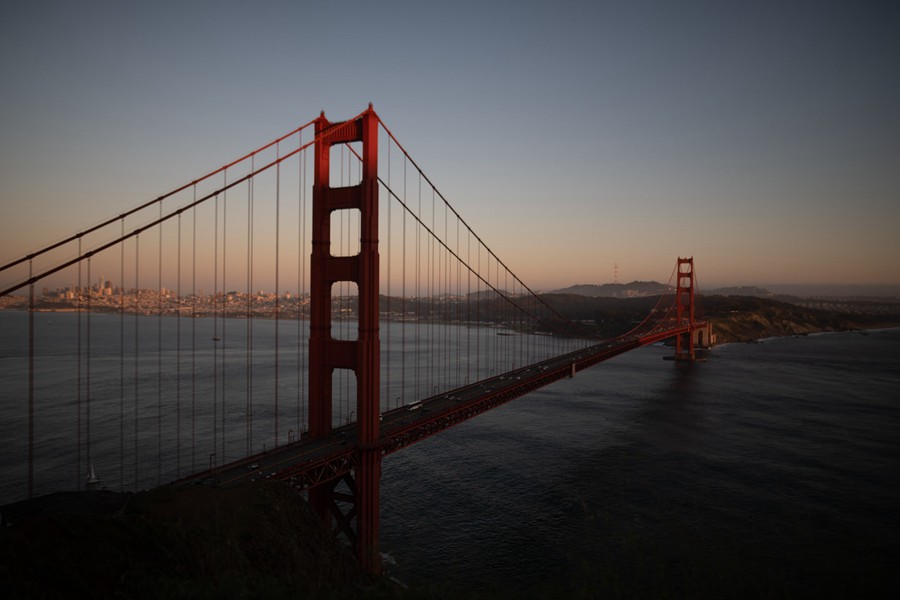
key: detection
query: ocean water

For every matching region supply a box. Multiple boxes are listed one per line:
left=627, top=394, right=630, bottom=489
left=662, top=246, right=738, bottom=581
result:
left=1, top=311, right=899, bottom=596
left=0, top=310, right=580, bottom=499
left=378, top=329, right=900, bottom=597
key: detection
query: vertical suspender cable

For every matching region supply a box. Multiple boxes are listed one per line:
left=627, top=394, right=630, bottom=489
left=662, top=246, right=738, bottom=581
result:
left=343, top=147, right=350, bottom=422
left=504, top=269, right=508, bottom=368
left=493, top=255, right=498, bottom=370
left=336, top=147, right=342, bottom=424
left=443, top=199, right=449, bottom=389
left=488, top=249, right=492, bottom=372
left=401, top=159, right=407, bottom=408
left=497, top=266, right=502, bottom=365
left=444, top=194, right=450, bottom=389
left=481, top=250, right=487, bottom=377
left=520, top=280, right=525, bottom=364
left=345, top=146, right=350, bottom=421
left=27, top=261, right=34, bottom=498
left=295, top=141, right=301, bottom=437
left=415, top=172, right=421, bottom=401
left=486, top=249, right=490, bottom=374
left=177, top=212, right=182, bottom=478
left=456, top=218, right=461, bottom=385
left=466, top=228, right=470, bottom=385
left=437, top=189, right=443, bottom=390
left=336, top=145, right=343, bottom=425
left=442, top=192, right=447, bottom=389
left=134, top=234, right=140, bottom=489
left=344, top=146, right=351, bottom=421
left=247, top=156, right=254, bottom=456
left=191, top=188, right=197, bottom=473
left=426, top=185, right=432, bottom=395
left=86, top=257, right=92, bottom=484
left=157, top=204, right=162, bottom=486
left=496, top=258, right=501, bottom=373
left=434, top=188, right=440, bottom=389
left=120, top=219, right=125, bottom=490
left=476, top=242, right=481, bottom=378
left=502, top=268, right=506, bottom=365
left=518, top=278, right=522, bottom=365
left=77, top=239, right=82, bottom=489
left=427, top=188, right=438, bottom=396
left=213, top=194, right=218, bottom=466
left=275, top=145, right=280, bottom=446
left=433, top=189, right=438, bottom=389
left=299, top=140, right=307, bottom=434
left=385, top=134, right=391, bottom=412
left=222, top=179, right=227, bottom=461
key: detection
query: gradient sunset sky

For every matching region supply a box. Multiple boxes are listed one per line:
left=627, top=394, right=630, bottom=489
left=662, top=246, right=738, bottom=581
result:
left=1, top=1, right=898, bottom=291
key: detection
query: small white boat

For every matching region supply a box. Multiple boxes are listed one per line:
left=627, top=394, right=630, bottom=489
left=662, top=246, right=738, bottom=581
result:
left=86, top=463, right=100, bottom=485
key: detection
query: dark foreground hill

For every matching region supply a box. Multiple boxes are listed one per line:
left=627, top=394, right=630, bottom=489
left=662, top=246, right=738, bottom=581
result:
left=0, top=482, right=398, bottom=599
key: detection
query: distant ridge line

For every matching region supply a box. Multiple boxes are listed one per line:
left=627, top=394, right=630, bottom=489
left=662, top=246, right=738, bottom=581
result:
left=550, top=282, right=900, bottom=300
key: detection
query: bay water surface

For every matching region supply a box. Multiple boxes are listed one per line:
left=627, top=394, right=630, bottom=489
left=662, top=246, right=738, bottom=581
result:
left=1, top=311, right=898, bottom=596
left=378, top=329, right=900, bottom=597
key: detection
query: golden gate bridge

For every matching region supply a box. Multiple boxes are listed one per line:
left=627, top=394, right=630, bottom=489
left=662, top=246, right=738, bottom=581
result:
left=0, top=105, right=709, bottom=572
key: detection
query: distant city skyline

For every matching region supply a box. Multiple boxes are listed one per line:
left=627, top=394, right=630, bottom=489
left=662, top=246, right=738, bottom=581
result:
left=14, top=276, right=900, bottom=302
left=2, top=2, right=898, bottom=292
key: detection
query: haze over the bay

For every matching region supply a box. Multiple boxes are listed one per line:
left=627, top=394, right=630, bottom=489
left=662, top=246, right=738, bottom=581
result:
left=1, top=1, right=898, bottom=291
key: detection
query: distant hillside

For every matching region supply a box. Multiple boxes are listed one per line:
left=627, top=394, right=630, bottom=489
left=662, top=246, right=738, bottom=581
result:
left=538, top=293, right=900, bottom=343
left=550, top=281, right=672, bottom=298
left=700, top=295, right=900, bottom=343
left=551, top=282, right=776, bottom=299
left=552, top=282, right=900, bottom=301
left=765, top=283, right=900, bottom=298
left=704, top=286, right=773, bottom=297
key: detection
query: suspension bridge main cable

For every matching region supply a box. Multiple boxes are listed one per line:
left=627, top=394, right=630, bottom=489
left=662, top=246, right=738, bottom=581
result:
left=348, top=128, right=594, bottom=344
left=614, top=263, right=679, bottom=340
left=1, top=112, right=374, bottom=486
left=0, top=112, right=375, bottom=299
left=376, top=117, right=596, bottom=340
left=0, top=119, right=319, bottom=277
left=378, top=175, right=584, bottom=340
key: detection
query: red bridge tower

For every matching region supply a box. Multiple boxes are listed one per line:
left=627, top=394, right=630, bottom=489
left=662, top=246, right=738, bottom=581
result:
left=674, top=256, right=696, bottom=360
left=309, top=105, right=382, bottom=572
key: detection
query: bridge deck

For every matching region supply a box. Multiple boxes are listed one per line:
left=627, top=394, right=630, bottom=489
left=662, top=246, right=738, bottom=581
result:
left=177, top=325, right=692, bottom=491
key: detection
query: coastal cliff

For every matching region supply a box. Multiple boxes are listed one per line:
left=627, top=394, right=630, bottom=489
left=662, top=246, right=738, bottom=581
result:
left=701, top=295, right=899, bottom=343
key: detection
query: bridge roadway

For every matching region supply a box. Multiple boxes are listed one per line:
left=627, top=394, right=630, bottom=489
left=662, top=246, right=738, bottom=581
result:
left=177, top=324, right=691, bottom=491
